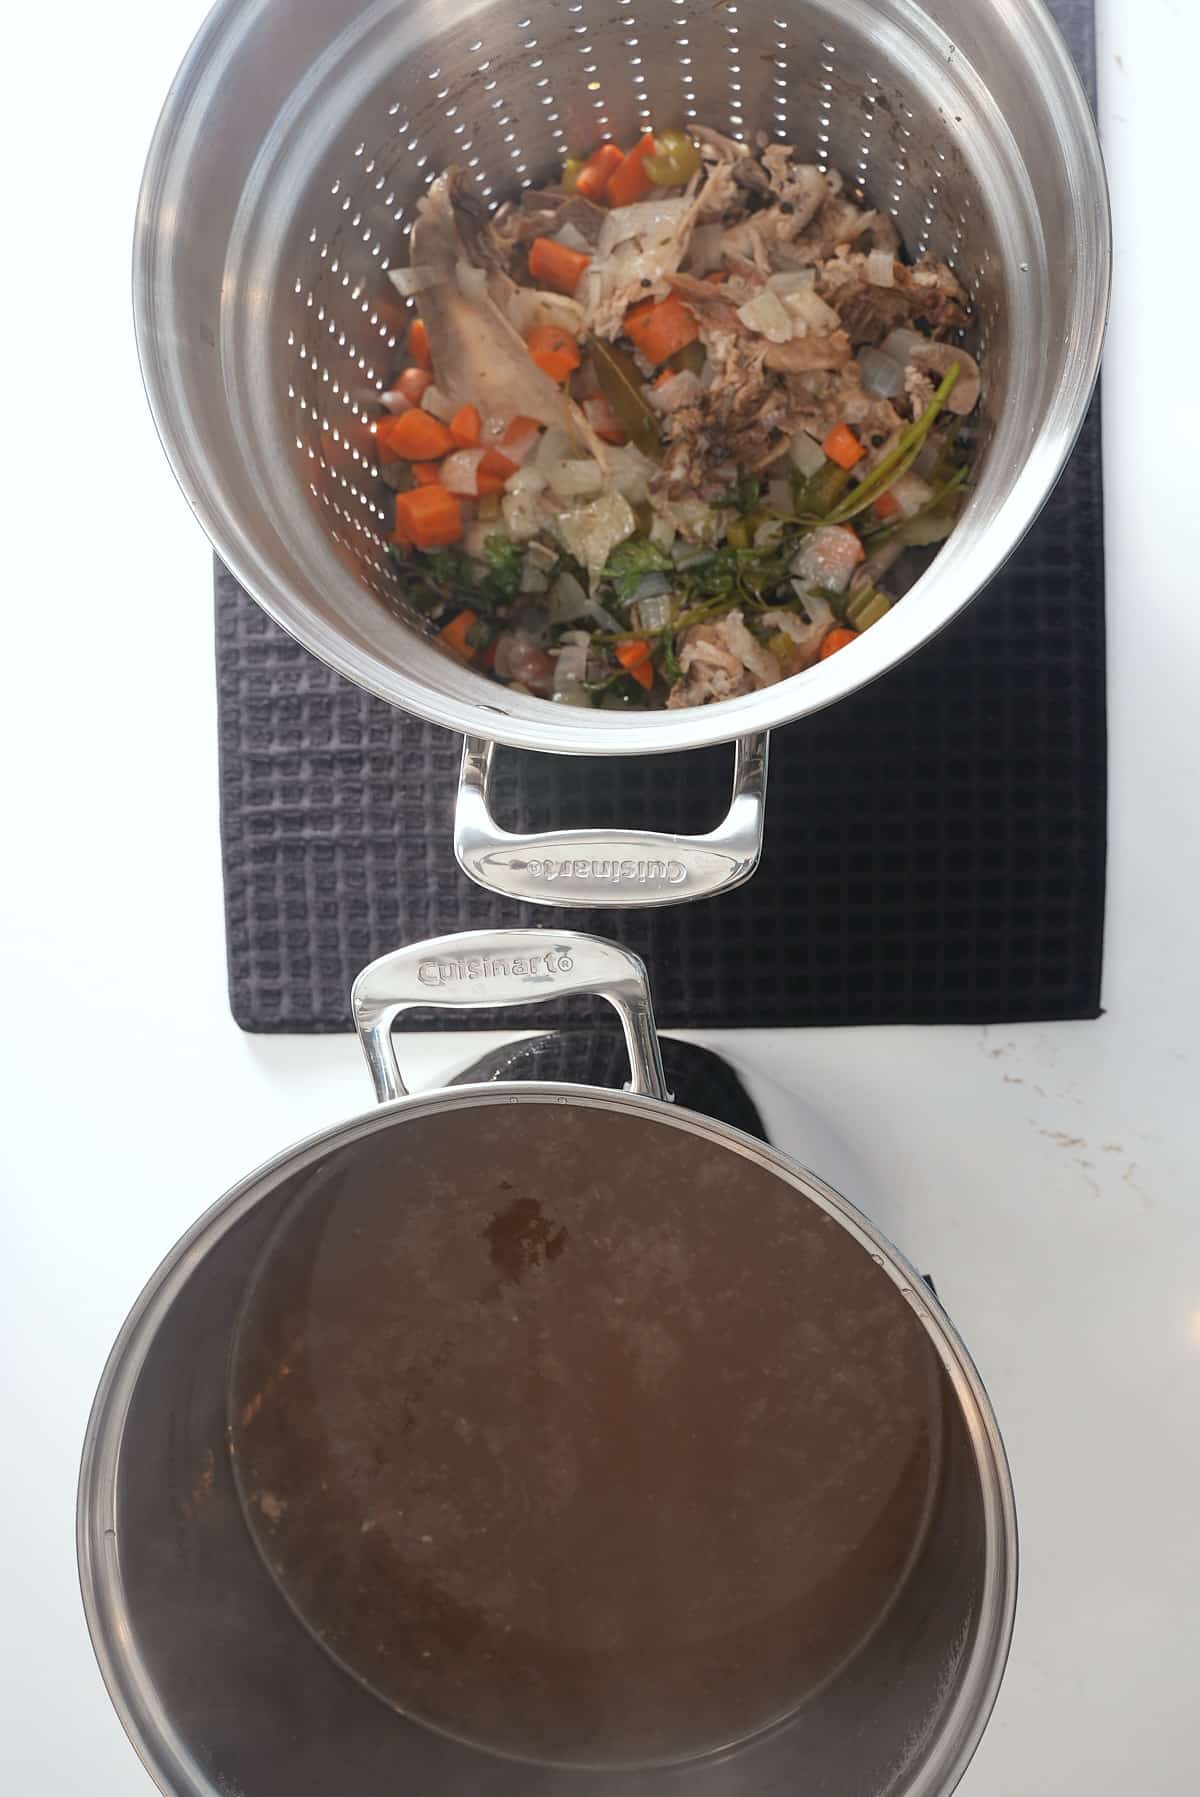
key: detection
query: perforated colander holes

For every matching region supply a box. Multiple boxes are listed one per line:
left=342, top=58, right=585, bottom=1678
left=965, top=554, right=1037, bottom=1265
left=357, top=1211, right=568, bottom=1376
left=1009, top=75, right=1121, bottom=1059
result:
left=771, top=22, right=790, bottom=139
left=722, top=4, right=744, bottom=136
left=569, top=6, right=615, bottom=142
left=816, top=42, right=837, bottom=169
left=619, top=15, right=653, bottom=131
left=669, top=0, right=698, bottom=123
left=913, top=140, right=944, bottom=256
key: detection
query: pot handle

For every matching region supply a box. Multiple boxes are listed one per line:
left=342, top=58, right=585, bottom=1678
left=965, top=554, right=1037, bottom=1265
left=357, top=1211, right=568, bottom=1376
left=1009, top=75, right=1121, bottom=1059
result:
left=453, top=732, right=770, bottom=908
left=351, top=929, right=670, bottom=1103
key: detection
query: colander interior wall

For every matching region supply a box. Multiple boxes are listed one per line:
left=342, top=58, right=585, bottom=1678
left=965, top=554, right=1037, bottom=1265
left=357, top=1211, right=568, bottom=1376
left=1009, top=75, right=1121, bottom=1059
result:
left=137, top=0, right=1106, bottom=751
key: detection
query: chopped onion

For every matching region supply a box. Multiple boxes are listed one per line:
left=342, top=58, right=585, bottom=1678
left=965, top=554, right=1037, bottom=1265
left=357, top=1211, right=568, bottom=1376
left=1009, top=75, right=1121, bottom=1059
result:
left=553, top=222, right=592, bottom=254
left=505, top=287, right=586, bottom=338
left=605, top=442, right=657, bottom=504
left=553, top=640, right=590, bottom=693
left=632, top=590, right=673, bottom=633
left=534, top=425, right=571, bottom=472
left=388, top=264, right=440, bottom=298
left=789, top=430, right=826, bottom=478
left=630, top=571, right=672, bottom=607
left=649, top=512, right=677, bottom=551
left=520, top=563, right=550, bottom=594
left=596, top=197, right=688, bottom=259
left=790, top=526, right=865, bottom=595
left=583, top=595, right=622, bottom=632
left=736, top=288, right=794, bottom=344
left=882, top=327, right=927, bottom=365
left=501, top=486, right=550, bottom=539
left=439, top=449, right=486, bottom=496
left=494, top=631, right=552, bottom=684
left=779, top=285, right=841, bottom=335
left=526, top=539, right=557, bottom=572
left=648, top=369, right=703, bottom=415
left=687, top=223, right=724, bottom=276
left=889, top=471, right=934, bottom=518
left=421, top=384, right=456, bottom=422
left=866, top=249, right=895, bottom=288
left=378, top=389, right=413, bottom=415
left=547, top=458, right=606, bottom=501
left=767, top=268, right=817, bottom=293
left=548, top=571, right=591, bottom=624
left=505, top=464, right=548, bottom=496
left=462, top=522, right=491, bottom=561
left=754, top=518, right=786, bottom=550
left=857, top=346, right=906, bottom=400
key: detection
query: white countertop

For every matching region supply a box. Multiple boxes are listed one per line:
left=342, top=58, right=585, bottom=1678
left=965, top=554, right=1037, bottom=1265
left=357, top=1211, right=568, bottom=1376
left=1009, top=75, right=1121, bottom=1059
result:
left=1, top=1, right=1197, bottom=1790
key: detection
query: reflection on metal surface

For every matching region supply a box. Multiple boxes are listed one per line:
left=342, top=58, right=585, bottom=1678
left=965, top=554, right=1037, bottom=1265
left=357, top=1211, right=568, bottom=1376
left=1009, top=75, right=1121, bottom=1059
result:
left=454, top=734, right=769, bottom=908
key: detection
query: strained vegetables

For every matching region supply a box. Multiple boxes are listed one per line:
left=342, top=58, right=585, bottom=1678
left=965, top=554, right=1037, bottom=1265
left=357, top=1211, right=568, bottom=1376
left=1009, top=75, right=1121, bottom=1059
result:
left=378, top=126, right=981, bottom=708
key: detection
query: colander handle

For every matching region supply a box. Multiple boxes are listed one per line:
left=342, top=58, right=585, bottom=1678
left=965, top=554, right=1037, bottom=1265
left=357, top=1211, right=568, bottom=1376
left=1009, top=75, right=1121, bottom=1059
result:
left=453, top=733, right=769, bottom=908
left=351, top=929, right=670, bottom=1103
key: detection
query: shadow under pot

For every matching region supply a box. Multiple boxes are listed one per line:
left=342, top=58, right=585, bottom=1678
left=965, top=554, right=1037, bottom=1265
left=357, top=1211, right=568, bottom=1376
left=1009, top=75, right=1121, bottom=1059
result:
left=79, top=931, right=1016, bottom=1796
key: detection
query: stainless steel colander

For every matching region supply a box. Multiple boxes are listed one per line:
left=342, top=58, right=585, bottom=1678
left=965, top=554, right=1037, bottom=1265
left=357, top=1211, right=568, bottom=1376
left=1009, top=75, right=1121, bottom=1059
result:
left=135, top=0, right=1108, bottom=906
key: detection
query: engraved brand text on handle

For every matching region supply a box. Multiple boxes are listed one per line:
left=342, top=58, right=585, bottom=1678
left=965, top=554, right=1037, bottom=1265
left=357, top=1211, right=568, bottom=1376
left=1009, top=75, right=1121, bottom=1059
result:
left=417, top=950, right=576, bottom=988
left=522, top=857, right=688, bottom=886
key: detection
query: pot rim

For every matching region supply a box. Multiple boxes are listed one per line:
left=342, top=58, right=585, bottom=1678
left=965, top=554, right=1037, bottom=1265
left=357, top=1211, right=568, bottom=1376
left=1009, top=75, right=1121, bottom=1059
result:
left=79, top=1079, right=1017, bottom=1797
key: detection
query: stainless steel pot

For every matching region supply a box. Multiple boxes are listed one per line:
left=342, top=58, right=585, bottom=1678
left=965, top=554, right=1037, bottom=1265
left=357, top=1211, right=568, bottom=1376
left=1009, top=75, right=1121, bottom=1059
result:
left=79, top=930, right=1016, bottom=1797
left=134, top=0, right=1108, bottom=908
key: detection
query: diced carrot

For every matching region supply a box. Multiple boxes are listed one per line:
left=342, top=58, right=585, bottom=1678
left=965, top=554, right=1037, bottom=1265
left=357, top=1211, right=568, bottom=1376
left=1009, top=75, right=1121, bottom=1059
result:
left=819, top=626, right=859, bottom=660
left=480, top=640, right=498, bottom=672
left=528, top=235, right=592, bottom=297
left=500, top=417, right=542, bottom=463
left=451, top=404, right=482, bottom=448
left=623, top=293, right=699, bottom=367
left=575, top=143, right=624, bottom=204
left=872, top=489, right=903, bottom=521
left=395, top=367, right=432, bottom=405
left=411, top=462, right=442, bottom=486
left=375, top=410, right=456, bottom=461
left=391, top=497, right=413, bottom=548
left=394, top=484, right=463, bottom=549
left=441, top=447, right=515, bottom=498
left=705, top=271, right=728, bottom=285
left=526, top=323, right=582, bottom=383
left=479, top=446, right=518, bottom=481
left=438, top=608, right=480, bottom=661
left=408, top=318, right=432, bottom=371
left=822, top=422, right=866, bottom=471
left=653, top=369, right=674, bottom=387
left=606, top=132, right=656, bottom=208
left=582, top=393, right=627, bottom=444
left=615, top=637, right=654, bottom=690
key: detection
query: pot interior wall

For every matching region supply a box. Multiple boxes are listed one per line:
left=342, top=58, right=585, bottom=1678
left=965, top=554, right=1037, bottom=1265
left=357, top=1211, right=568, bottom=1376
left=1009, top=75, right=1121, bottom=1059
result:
left=100, top=1093, right=999, bottom=1795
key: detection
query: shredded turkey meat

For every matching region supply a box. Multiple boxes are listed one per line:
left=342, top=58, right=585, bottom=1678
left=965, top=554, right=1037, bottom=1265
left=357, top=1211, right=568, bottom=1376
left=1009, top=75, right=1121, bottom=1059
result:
left=667, top=611, right=780, bottom=708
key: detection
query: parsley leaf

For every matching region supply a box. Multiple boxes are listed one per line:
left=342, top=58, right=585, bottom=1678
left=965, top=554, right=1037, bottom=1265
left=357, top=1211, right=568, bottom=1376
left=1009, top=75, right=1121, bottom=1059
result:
left=602, top=537, right=674, bottom=602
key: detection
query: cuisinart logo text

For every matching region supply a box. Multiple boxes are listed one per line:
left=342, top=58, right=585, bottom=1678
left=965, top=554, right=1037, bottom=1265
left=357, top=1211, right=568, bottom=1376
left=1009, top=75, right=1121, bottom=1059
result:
left=417, top=950, right=575, bottom=988
left=522, top=857, right=687, bottom=886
